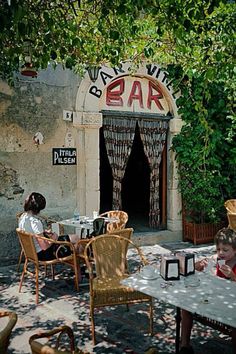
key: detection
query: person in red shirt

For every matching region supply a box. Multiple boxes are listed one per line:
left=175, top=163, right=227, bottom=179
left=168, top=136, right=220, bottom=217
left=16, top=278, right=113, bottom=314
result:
left=180, top=227, right=236, bottom=354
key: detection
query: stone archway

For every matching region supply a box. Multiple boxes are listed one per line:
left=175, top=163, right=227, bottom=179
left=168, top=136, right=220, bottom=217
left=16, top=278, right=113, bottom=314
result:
left=73, top=62, right=183, bottom=233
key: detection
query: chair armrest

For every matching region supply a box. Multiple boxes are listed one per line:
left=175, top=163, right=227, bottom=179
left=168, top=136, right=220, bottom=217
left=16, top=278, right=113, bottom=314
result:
left=0, top=310, right=18, bottom=331
left=29, top=325, right=75, bottom=352
left=75, top=239, right=90, bottom=248
left=33, top=235, right=76, bottom=255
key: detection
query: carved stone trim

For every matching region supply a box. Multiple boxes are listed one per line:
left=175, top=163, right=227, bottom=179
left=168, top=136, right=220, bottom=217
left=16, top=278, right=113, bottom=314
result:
left=73, top=111, right=102, bottom=128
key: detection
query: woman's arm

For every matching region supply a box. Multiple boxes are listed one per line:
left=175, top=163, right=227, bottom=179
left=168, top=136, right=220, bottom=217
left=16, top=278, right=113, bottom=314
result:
left=35, top=233, right=53, bottom=250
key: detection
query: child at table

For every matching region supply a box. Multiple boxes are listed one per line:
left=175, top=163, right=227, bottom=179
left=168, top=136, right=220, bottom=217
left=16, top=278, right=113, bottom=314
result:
left=180, top=227, right=236, bottom=354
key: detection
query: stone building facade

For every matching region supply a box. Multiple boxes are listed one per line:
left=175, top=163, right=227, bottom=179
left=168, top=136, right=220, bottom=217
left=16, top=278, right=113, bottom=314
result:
left=0, top=62, right=182, bottom=265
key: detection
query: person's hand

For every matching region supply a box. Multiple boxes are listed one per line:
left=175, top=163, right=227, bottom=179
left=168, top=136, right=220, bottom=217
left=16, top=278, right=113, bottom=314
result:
left=195, top=258, right=208, bottom=272
left=50, top=232, right=58, bottom=240
left=44, top=230, right=58, bottom=240
left=220, top=264, right=236, bottom=281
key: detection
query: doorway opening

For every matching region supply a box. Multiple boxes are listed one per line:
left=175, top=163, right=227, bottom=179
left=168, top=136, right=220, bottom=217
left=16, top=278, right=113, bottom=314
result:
left=99, top=120, right=167, bottom=232
left=121, top=123, right=150, bottom=231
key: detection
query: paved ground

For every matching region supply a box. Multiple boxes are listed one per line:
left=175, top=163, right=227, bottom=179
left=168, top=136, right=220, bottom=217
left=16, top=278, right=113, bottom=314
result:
left=0, top=240, right=233, bottom=354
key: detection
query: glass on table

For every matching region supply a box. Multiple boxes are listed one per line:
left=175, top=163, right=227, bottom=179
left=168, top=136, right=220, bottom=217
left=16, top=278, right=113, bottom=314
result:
left=204, top=257, right=217, bottom=275
left=184, top=276, right=200, bottom=288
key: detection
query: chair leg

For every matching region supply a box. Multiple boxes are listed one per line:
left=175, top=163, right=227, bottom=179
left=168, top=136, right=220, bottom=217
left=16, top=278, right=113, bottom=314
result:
left=90, top=304, right=96, bottom=345
left=19, top=260, right=27, bottom=293
left=149, top=299, right=153, bottom=336
left=17, top=249, right=24, bottom=272
left=51, top=265, right=55, bottom=279
left=35, top=265, right=39, bottom=305
left=73, top=262, right=79, bottom=291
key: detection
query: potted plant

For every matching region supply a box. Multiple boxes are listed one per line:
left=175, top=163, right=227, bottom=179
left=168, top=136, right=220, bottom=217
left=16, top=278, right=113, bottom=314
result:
left=170, top=69, right=236, bottom=244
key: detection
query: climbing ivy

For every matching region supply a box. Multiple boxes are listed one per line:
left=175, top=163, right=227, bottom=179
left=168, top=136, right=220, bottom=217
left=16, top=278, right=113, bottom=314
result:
left=171, top=68, right=236, bottom=223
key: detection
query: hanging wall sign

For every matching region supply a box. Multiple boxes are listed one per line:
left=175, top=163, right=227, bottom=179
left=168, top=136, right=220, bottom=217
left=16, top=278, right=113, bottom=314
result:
left=52, top=148, right=77, bottom=165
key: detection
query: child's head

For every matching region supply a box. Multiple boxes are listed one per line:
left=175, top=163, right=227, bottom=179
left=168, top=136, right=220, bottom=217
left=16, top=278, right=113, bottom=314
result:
left=214, top=227, right=236, bottom=261
left=24, top=192, right=46, bottom=214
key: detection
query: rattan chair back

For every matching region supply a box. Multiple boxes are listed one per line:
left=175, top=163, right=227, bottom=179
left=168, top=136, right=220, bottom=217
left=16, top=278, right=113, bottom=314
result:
left=224, top=199, right=236, bottom=213
left=16, top=228, right=79, bottom=304
left=17, top=227, right=39, bottom=263
left=227, top=213, right=236, bottom=231
left=29, top=325, right=85, bottom=354
left=0, top=311, right=18, bottom=354
left=91, top=234, right=128, bottom=278
left=224, top=200, right=236, bottom=231
left=84, top=234, right=153, bottom=344
left=99, top=210, right=128, bottom=233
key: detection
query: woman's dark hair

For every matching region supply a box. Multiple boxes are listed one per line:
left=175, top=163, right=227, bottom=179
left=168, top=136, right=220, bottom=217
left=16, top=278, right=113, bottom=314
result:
left=24, top=192, right=46, bottom=214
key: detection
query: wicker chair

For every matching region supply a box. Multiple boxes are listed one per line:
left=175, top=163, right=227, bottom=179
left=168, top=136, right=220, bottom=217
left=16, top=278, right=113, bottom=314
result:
left=29, top=325, right=86, bottom=354
left=16, top=228, right=79, bottom=304
left=99, top=210, right=128, bottom=233
left=111, top=228, right=133, bottom=270
left=224, top=199, right=236, bottom=231
left=84, top=234, right=153, bottom=344
left=76, top=228, right=134, bottom=280
left=192, top=314, right=232, bottom=336
left=16, top=212, right=64, bottom=272
left=0, top=310, right=18, bottom=354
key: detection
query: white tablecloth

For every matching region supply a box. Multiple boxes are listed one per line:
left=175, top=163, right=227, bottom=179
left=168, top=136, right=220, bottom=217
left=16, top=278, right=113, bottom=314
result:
left=122, top=270, right=236, bottom=328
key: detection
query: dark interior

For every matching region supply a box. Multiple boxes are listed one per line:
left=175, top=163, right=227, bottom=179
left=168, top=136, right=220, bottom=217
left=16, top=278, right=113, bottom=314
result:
left=99, top=121, right=166, bottom=232
left=121, top=123, right=150, bottom=230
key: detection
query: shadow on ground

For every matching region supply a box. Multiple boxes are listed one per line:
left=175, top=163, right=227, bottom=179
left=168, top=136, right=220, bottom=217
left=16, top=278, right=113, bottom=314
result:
left=0, top=242, right=233, bottom=354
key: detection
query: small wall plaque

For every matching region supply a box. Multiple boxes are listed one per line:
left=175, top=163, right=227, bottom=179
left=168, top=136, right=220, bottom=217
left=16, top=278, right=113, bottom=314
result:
left=52, top=148, right=77, bottom=165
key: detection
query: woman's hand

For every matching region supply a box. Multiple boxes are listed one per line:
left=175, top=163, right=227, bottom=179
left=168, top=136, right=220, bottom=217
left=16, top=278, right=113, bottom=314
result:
left=44, top=229, right=58, bottom=240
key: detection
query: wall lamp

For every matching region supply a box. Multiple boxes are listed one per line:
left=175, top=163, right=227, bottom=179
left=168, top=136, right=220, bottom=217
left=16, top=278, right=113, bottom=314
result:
left=87, top=66, right=101, bottom=82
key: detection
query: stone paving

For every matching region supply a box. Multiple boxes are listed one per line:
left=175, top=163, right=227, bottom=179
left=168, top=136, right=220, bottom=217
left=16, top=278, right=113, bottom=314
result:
left=0, top=240, right=233, bottom=354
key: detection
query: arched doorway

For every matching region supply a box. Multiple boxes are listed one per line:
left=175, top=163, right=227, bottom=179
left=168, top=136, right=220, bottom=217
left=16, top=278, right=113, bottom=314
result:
left=99, top=119, right=167, bottom=231
left=75, top=62, right=182, bottom=234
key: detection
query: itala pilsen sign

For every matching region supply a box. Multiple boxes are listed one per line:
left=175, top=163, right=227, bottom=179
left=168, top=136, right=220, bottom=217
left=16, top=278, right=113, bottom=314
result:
left=52, top=148, right=77, bottom=165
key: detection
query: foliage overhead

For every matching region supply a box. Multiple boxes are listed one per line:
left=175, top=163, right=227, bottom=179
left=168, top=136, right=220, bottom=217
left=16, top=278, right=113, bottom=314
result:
left=0, top=1, right=235, bottom=78
left=0, top=0, right=235, bottom=222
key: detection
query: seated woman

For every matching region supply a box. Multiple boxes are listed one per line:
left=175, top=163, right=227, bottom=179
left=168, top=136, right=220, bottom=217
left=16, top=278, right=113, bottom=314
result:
left=18, top=192, right=76, bottom=261
left=180, top=227, right=236, bottom=354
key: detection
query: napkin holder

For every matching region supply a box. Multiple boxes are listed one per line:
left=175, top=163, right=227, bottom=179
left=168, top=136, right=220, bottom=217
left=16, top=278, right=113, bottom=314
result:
left=176, top=253, right=195, bottom=276
left=160, top=255, right=180, bottom=281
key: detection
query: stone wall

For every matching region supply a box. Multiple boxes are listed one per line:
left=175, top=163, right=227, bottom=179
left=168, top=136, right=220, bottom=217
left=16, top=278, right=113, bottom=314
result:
left=0, top=65, right=80, bottom=264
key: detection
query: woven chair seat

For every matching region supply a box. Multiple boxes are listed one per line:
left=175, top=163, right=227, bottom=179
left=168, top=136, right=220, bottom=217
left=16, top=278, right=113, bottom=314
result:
left=93, top=276, right=151, bottom=306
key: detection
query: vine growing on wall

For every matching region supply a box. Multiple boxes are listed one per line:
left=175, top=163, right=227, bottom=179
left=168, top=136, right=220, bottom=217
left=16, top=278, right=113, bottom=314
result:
left=170, top=65, right=236, bottom=223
